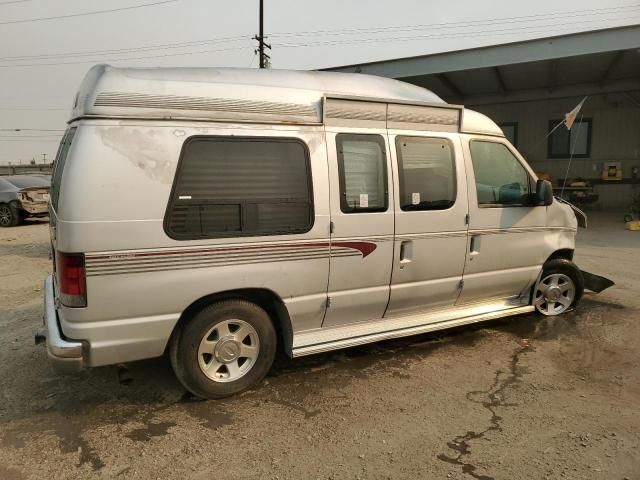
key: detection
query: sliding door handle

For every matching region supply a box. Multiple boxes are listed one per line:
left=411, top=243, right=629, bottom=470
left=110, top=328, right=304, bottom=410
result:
left=399, top=240, right=413, bottom=267
left=469, top=235, right=480, bottom=258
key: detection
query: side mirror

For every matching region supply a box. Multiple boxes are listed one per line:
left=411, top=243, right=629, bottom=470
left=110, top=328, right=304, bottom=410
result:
left=535, top=179, right=554, bottom=206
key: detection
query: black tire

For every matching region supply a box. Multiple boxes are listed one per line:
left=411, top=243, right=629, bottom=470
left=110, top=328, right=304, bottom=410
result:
left=170, top=300, right=277, bottom=399
left=624, top=214, right=633, bottom=223
left=0, top=203, right=19, bottom=227
left=534, top=258, right=584, bottom=315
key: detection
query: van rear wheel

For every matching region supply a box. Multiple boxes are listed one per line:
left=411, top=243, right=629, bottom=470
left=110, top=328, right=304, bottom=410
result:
left=170, top=300, right=277, bottom=399
left=534, top=259, right=584, bottom=316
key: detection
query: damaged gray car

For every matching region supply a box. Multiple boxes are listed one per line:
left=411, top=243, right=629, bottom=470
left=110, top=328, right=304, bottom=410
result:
left=0, top=175, right=50, bottom=227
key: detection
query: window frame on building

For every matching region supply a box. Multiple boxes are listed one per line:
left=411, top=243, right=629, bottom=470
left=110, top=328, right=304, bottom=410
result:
left=498, top=122, right=518, bottom=148
left=547, top=118, right=592, bottom=159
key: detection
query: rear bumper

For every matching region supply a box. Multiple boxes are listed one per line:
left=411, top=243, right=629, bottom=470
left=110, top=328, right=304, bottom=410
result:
left=42, top=274, right=83, bottom=373
left=20, top=201, right=48, bottom=215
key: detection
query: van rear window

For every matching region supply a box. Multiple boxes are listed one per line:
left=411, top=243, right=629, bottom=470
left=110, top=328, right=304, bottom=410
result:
left=50, top=127, right=77, bottom=212
left=165, top=136, right=313, bottom=239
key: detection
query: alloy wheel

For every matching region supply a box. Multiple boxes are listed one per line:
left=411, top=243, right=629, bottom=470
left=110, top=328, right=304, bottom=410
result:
left=197, top=319, right=260, bottom=382
left=534, top=273, right=576, bottom=315
left=0, top=205, right=12, bottom=227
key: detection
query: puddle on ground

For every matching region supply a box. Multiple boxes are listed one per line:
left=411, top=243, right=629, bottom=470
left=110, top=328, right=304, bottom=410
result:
left=126, top=420, right=176, bottom=442
left=178, top=393, right=234, bottom=430
left=2, top=415, right=105, bottom=471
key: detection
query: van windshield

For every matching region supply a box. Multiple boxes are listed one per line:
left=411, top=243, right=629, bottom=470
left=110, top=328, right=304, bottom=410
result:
left=50, top=127, right=77, bottom=212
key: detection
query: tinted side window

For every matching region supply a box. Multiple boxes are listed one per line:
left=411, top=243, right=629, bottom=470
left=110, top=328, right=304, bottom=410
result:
left=336, top=134, right=387, bottom=213
left=470, top=141, right=531, bottom=206
left=396, top=136, right=456, bottom=211
left=165, top=137, right=313, bottom=239
left=50, top=127, right=77, bottom=211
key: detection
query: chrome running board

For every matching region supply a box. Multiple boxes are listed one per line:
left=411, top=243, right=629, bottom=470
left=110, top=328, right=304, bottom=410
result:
left=292, top=301, right=534, bottom=357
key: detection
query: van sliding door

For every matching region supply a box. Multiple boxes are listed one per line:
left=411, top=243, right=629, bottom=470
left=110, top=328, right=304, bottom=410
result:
left=385, top=133, right=469, bottom=317
left=321, top=131, right=395, bottom=328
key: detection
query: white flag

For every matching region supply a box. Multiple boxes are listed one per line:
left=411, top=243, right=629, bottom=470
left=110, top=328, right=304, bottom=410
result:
left=564, top=97, right=587, bottom=130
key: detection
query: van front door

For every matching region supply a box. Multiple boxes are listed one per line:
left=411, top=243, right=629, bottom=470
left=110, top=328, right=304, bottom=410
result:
left=458, top=138, right=546, bottom=305
left=322, top=132, right=394, bottom=328
left=385, top=133, right=469, bottom=317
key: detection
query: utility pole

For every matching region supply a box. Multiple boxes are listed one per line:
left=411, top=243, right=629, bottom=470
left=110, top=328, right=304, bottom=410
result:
left=253, top=0, right=271, bottom=68
left=42, top=153, right=47, bottom=164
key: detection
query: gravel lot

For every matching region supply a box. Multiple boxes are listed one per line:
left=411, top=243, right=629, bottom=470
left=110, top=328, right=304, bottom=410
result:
left=0, top=215, right=638, bottom=480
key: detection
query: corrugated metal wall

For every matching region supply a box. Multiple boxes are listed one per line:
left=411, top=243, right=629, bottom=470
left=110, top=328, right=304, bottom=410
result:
left=475, top=93, right=640, bottom=210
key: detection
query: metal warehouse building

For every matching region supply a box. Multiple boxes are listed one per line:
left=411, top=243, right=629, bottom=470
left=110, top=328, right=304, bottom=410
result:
left=325, top=25, right=640, bottom=211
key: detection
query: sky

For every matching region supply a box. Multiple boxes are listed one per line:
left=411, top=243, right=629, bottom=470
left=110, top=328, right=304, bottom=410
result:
left=1, top=0, right=639, bottom=164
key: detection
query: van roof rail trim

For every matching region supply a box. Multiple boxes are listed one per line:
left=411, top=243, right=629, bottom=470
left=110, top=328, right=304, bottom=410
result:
left=68, top=65, right=504, bottom=137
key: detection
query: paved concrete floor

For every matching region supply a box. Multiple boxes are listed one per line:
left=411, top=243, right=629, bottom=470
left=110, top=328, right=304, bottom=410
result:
left=0, top=214, right=638, bottom=480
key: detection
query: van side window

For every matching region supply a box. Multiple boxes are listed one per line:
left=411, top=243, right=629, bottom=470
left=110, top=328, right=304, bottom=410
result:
left=396, top=136, right=456, bottom=211
left=469, top=141, right=531, bottom=206
left=50, top=127, right=77, bottom=212
left=336, top=134, right=387, bottom=213
left=165, top=136, right=313, bottom=239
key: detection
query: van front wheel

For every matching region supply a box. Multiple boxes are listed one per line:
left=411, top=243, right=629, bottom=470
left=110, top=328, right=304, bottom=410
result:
left=534, top=259, right=584, bottom=316
left=170, top=300, right=277, bottom=399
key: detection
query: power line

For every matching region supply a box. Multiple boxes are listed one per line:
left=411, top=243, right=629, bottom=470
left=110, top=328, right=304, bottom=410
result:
left=3, top=4, right=637, bottom=63
left=0, top=35, right=251, bottom=61
left=0, top=139, right=61, bottom=142
left=0, top=107, right=68, bottom=111
left=0, top=135, right=63, bottom=138
left=0, top=0, right=33, bottom=5
left=2, top=15, right=636, bottom=69
left=275, top=17, right=640, bottom=49
left=0, top=5, right=635, bottom=66
left=0, top=0, right=182, bottom=25
left=0, top=43, right=253, bottom=68
left=0, top=128, right=65, bottom=132
left=269, top=3, right=640, bottom=37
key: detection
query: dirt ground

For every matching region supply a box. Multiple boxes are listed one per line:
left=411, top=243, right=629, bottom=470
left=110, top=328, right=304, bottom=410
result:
left=0, top=214, right=638, bottom=480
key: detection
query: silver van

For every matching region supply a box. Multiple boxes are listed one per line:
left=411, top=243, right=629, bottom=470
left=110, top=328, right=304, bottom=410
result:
left=43, top=65, right=587, bottom=398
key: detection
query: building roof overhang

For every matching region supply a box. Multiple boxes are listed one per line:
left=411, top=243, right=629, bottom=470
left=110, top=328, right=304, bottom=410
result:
left=323, top=25, right=640, bottom=106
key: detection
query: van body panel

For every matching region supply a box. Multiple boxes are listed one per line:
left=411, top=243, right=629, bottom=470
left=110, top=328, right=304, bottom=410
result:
left=54, top=121, right=332, bottom=355
left=386, top=131, right=469, bottom=316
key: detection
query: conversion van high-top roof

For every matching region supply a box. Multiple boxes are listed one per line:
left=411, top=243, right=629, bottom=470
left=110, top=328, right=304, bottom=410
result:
left=40, top=64, right=609, bottom=399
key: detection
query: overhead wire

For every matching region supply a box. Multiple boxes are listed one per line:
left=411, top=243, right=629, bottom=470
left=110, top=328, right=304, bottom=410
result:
left=0, top=0, right=182, bottom=25
left=2, top=15, right=637, bottom=68
left=0, top=128, right=65, bottom=132
left=269, top=3, right=640, bottom=37
left=1, top=4, right=637, bottom=64
left=0, top=107, right=69, bottom=111
left=274, top=17, right=639, bottom=49
left=0, top=43, right=254, bottom=67
left=0, top=34, right=251, bottom=61
left=0, top=135, right=63, bottom=138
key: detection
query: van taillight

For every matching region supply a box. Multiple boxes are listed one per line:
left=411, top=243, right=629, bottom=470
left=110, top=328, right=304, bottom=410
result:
left=56, top=252, right=87, bottom=307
